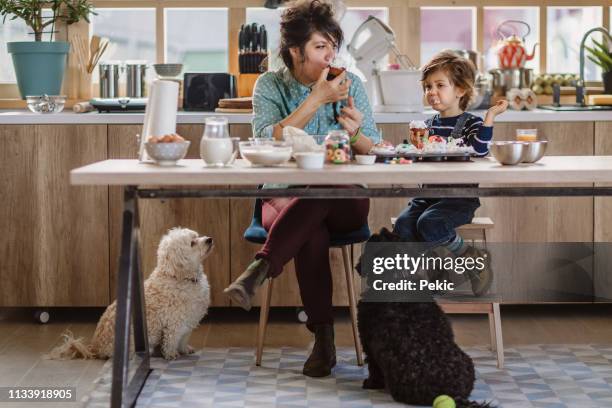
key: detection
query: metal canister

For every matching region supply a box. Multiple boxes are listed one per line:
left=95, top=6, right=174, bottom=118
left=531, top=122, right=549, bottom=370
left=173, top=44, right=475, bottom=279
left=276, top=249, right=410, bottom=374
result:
left=125, top=61, right=148, bottom=98
left=99, top=62, right=120, bottom=98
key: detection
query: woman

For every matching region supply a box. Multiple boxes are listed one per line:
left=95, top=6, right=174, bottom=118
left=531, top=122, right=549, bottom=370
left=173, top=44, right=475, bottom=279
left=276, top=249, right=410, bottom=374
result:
left=224, top=0, right=380, bottom=378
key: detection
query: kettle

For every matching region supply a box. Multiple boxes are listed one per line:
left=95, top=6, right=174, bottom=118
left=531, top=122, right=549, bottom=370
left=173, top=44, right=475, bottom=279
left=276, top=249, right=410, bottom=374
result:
left=495, top=20, right=538, bottom=69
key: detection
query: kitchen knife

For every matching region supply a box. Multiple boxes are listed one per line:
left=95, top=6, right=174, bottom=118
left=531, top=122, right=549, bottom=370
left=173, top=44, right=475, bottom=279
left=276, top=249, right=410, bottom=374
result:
left=261, top=25, right=267, bottom=52
left=238, top=25, right=244, bottom=73
left=251, top=22, right=258, bottom=52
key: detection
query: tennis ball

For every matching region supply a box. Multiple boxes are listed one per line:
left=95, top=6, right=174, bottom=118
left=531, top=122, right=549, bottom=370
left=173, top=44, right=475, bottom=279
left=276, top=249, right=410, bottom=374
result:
left=433, top=395, right=456, bottom=408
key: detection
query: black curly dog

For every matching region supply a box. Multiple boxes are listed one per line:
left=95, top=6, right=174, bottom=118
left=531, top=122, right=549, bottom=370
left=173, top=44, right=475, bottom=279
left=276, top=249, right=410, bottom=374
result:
left=356, top=228, right=493, bottom=408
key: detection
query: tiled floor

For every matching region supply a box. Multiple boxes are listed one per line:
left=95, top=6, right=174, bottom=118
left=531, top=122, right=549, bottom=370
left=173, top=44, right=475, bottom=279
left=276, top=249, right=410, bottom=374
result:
left=1, top=304, right=612, bottom=407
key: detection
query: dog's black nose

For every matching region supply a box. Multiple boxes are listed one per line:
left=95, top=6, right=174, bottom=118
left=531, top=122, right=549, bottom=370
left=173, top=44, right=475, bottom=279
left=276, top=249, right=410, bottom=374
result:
left=205, top=237, right=213, bottom=245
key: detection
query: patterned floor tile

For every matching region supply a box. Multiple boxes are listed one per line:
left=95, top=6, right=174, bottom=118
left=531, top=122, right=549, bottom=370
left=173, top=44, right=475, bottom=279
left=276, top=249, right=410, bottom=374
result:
left=82, top=345, right=612, bottom=407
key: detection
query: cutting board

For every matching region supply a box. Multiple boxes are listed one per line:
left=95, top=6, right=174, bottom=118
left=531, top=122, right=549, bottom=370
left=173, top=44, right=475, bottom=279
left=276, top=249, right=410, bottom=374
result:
left=215, top=107, right=253, bottom=113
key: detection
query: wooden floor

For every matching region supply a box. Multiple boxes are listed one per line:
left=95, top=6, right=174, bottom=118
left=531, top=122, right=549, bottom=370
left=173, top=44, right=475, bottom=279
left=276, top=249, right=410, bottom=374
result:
left=1, top=304, right=612, bottom=407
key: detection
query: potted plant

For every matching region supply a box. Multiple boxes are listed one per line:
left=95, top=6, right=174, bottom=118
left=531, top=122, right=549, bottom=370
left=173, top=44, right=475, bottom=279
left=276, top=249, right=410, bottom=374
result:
left=585, top=38, right=612, bottom=94
left=0, top=0, right=95, bottom=99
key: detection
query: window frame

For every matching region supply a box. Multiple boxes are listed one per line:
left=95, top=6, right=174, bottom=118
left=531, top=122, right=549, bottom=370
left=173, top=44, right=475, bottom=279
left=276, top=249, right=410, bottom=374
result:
left=0, top=0, right=610, bottom=100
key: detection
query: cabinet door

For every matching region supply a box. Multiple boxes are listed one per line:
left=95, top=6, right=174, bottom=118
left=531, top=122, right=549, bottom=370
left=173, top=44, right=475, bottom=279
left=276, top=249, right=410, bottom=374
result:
left=478, top=122, right=594, bottom=302
left=108, top=125, right=230, bottom=306
left=594, top=122, right=612, bottom=302
left=0, top=125, right=109, bottom=306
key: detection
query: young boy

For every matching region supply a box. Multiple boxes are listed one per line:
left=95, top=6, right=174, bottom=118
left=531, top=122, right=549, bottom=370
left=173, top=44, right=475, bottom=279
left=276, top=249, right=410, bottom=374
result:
left=393, top=50, right=508, bottom=296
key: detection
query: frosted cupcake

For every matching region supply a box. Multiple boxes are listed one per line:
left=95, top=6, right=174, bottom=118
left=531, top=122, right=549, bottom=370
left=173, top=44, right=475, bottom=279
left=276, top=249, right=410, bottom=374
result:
left=409, top=120, right=430, bottom=149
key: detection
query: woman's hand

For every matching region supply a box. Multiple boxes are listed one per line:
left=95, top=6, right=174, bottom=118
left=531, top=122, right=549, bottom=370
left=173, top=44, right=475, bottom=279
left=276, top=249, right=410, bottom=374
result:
left=337, top=96, right=363, bottom=136
left=310, top=67, right=351, bottom=105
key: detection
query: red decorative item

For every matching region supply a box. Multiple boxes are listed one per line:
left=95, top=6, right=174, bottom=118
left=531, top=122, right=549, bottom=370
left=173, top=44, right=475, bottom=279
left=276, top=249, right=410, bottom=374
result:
left=495, top=20, right=538, bottom=69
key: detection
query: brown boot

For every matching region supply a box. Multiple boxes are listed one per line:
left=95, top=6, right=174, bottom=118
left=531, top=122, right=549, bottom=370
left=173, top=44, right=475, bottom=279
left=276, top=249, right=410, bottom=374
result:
left=463, top=246, right=493, bottom=297
left=303, top=324, right=336, bottom=378
left=223, top=258, right=270, bottom=311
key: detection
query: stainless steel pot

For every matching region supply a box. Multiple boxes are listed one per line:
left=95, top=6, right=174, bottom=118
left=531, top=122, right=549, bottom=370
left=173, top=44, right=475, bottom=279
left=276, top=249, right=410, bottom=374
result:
left=489, top=68, right=534, bottom=96
left=469, top=72, right=493, bottom=109
left=99, top=62, right=121, bottom=98
left=125, top=61, right=148, bottom=98
left=453, top=49, right=479, bottom=70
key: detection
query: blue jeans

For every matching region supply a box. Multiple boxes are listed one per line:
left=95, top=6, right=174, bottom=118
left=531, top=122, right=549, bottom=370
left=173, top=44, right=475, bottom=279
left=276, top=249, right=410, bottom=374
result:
left=393, top=198, right=480, bottom=247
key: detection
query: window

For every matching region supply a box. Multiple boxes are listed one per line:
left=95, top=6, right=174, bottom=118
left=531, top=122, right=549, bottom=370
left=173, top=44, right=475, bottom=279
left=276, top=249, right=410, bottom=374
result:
left=483, top=8, right=539, bottom=73
left=421, top=7, right=476, bottom=67
left=245, top=7, right=388, bottom=78
left=547, top=6, right=603, bottom=80
left=90, top=8, right=156, bottom=82
left=165, top=8, right=228, bottom=73
left=0, top=11, right=52, bottom=83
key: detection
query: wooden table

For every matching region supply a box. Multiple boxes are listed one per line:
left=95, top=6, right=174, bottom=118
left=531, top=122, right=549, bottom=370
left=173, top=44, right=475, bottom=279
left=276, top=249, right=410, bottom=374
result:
left=70, top=156, right=612, bottom=408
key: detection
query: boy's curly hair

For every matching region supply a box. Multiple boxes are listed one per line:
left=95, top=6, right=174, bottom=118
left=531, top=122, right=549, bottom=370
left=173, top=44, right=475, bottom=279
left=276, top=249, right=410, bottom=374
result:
left=279, top=0, right=343, bottom=70
left=421, top=50, right=476, bottom=111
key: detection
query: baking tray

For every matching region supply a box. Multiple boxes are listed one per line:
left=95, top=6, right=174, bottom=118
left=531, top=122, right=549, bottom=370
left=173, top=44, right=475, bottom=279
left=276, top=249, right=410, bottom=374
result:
left=376, top=152, right=475, bottom=163
left=373, top=151, right=474, bottom=162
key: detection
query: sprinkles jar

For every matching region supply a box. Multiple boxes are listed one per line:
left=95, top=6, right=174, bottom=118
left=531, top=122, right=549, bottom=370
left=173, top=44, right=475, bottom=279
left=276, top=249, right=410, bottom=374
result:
left=325, top=130, right=351, bottom=164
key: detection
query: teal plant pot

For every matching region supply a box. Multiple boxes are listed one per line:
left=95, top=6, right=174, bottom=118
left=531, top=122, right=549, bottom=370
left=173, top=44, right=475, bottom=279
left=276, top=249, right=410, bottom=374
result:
left=7, top=41, right=70, bottom=99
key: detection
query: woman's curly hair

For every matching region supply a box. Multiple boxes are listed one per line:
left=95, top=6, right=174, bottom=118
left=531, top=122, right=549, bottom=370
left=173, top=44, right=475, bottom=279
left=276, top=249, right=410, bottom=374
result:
left=279, top=0, right=343, bottom=70
left=421, top=50, right=477, bottom=111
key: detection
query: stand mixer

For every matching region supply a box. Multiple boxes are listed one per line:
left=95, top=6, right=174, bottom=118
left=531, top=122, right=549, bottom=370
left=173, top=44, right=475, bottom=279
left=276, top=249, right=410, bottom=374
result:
left=347, top=16, right=423, bottom=112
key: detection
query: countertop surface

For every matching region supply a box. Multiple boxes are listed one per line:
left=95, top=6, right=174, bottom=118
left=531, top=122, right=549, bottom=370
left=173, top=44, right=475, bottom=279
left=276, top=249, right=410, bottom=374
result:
left=71, top=156, right=612, bottom=186
left=2, top=109, right=612, bottom=124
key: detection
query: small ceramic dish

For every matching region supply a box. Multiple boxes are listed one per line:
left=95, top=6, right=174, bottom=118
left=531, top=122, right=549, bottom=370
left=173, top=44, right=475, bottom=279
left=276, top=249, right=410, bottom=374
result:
left=355, top=154, right=377, bottom=165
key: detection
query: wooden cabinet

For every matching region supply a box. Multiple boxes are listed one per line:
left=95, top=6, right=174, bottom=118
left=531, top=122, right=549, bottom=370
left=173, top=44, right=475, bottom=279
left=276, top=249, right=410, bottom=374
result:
left=0, top=125, right=108, bottom=306
left=594, top=122, right=612, bottom=302
left=107, top=124, right=230, bottom=306
left=479, top=122, right=595, bottom=302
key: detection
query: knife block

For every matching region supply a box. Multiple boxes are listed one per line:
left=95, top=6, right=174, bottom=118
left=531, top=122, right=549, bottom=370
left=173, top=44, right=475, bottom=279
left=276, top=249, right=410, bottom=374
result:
left=237, top=73, right=260, bottom=97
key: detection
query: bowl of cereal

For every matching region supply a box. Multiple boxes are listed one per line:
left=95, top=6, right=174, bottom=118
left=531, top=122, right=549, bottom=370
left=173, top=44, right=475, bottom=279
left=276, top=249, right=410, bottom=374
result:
left=144, top=133, right=190, bottom=166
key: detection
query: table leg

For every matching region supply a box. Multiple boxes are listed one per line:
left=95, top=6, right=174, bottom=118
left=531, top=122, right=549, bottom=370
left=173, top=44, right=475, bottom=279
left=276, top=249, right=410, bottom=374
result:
left=111, top=186, right=151, bottom=408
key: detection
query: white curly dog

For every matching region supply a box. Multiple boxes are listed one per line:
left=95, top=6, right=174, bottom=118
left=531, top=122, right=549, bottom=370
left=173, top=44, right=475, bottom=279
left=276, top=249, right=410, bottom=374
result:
left=47, top=227, right=212, bottom=360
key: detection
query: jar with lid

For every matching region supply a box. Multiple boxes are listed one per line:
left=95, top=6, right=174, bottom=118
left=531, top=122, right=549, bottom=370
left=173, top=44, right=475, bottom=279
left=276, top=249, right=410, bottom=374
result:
left=325, top=129, right=351, bottom=164
left=200, top=117, right=236, bottom=167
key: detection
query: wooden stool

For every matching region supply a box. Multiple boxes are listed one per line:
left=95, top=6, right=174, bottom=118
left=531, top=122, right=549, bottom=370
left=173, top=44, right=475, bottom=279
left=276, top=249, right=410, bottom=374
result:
left=256, top=245, right=363, bottom=367
left=390, top=216, right=504, bottom=368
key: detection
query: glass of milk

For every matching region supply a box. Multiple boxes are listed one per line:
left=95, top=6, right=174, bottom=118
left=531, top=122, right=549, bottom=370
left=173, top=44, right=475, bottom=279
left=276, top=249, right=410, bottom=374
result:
left=200, top=117, right=235, bottom=167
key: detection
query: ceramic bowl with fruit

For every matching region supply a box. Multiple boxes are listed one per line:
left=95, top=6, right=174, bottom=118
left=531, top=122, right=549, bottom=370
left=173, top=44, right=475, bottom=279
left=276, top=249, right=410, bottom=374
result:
left=144, top=133, right=190, bottom=166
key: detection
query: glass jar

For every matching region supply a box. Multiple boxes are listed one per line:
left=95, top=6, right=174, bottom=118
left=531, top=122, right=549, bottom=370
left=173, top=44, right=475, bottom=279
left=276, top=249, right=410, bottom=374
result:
left=200, top=117, right=235, bottom=167
left=325, top=129, right=351, bottom=164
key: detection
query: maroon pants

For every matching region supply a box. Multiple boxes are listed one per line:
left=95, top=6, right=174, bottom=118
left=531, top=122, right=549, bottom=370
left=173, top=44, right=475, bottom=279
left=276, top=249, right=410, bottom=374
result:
left=256, top=197, right=370, bottom=326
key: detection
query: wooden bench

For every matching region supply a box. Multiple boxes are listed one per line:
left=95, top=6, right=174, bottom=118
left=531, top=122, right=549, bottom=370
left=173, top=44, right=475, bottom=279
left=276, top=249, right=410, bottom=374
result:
left=390, top=216, right=504, bottom=368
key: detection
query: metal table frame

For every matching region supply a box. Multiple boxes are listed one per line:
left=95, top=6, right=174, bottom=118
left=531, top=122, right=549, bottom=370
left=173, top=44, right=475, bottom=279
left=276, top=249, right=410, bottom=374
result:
left=112, top=184, right=612, bottom=407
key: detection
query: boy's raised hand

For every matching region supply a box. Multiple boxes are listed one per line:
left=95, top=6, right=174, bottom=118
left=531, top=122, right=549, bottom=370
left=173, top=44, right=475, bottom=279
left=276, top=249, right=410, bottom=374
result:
left=487, top=100, right=509, bottom=117
left=484, top=99, right=509, bottom=126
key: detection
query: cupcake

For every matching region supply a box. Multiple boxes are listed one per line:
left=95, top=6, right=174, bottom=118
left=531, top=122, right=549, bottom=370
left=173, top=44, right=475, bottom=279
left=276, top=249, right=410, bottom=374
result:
left=409, top=120, right=430, bottom=149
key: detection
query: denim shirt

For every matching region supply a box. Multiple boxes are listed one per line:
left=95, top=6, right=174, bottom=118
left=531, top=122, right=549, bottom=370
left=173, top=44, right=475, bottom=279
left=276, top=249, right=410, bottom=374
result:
left=252, top=67, right=381, bottom=143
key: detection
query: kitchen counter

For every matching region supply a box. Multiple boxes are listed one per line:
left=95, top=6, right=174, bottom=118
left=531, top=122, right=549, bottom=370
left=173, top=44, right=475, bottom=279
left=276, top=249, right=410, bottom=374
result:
left=1, top=108, right=611, bottom=124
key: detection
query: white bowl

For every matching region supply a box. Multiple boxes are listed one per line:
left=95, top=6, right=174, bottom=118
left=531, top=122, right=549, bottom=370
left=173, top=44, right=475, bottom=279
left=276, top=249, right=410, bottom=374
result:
left=239, top=140, right=292, bottom=166
left=295, top=151, right=325, bottom=169
left=355, top=154, right=377, bottom=165
left=144, top=141, right=190, bottom=166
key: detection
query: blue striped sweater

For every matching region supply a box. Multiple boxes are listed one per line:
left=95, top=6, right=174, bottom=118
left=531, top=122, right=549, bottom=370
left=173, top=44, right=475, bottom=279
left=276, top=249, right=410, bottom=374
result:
left=428, top=113, right=493, bottom=157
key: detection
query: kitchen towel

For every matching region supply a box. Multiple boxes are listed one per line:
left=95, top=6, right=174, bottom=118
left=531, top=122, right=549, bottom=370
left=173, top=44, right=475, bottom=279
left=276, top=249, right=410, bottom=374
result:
left=507, top=88, right=526, bottom=111
left=521, top=88, right=537, bottom=110
left=139, top=80, right=179, bottom=162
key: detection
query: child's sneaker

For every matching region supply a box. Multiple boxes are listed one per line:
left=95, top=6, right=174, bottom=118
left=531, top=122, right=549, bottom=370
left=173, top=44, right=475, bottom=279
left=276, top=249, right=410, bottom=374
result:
left=462, top=246, right=493, bottom=296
